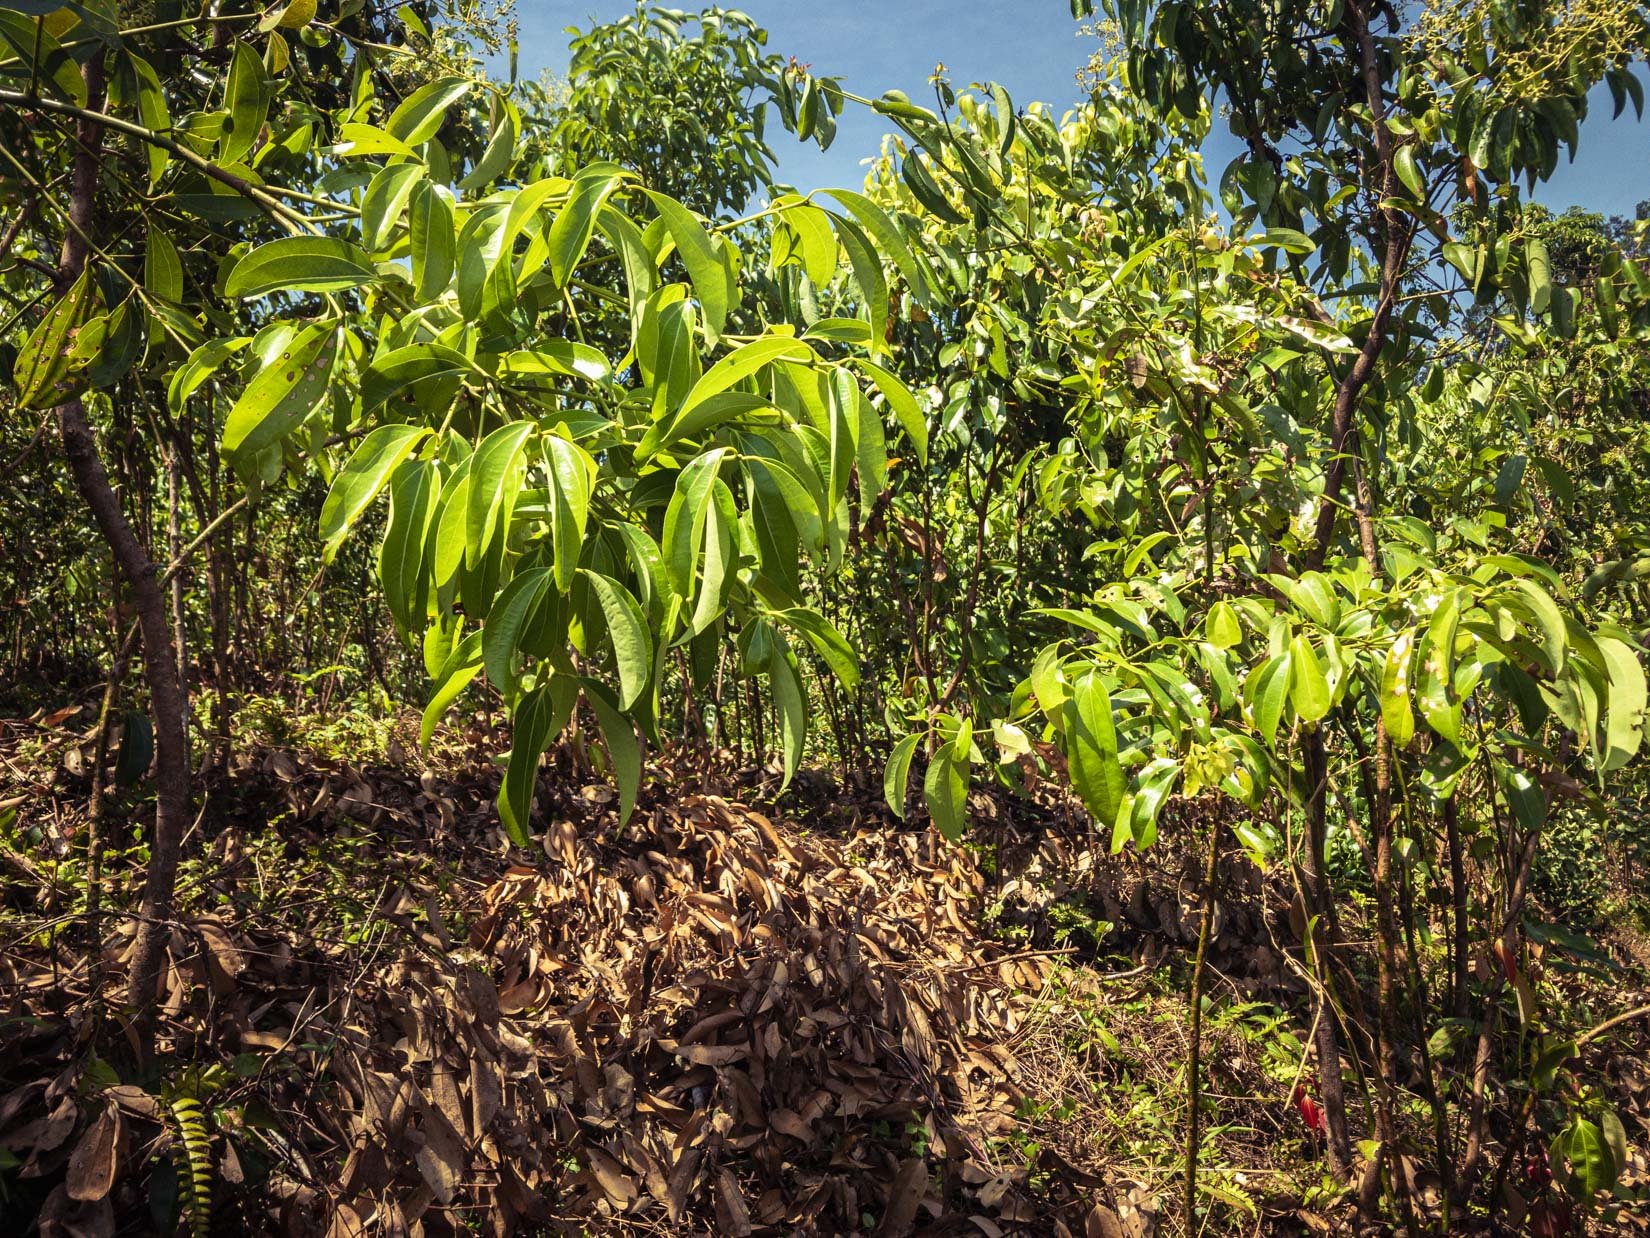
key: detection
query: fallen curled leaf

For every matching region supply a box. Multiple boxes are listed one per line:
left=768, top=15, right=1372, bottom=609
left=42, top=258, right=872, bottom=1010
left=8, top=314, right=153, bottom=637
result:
left=65, top=1103, right=121, bottom=1202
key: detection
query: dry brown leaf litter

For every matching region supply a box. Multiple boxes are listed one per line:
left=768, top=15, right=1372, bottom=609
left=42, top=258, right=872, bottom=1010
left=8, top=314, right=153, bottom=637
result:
left=0, top=742, right=1149, bottom=1236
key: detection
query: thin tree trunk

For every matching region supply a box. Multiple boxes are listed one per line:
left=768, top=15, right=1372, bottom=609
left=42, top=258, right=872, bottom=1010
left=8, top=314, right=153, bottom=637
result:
left=51, top=55, right=190, bottom=1051
left=168, top=449, right=188, bottom=745
left=1302, top=733, right=1355, bottom=1180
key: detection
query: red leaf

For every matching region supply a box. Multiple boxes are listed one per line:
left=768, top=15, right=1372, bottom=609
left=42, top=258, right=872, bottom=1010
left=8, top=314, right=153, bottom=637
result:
left=1291, top=1086, right=1325, bottom=1133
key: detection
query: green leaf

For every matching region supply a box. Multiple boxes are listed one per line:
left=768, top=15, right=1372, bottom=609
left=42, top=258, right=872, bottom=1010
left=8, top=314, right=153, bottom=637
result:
left=409, top=180, right=456, bottom=299
left=662, top=447, right=731, bottom=599
left=1527, top=236, right=1553, bottom=316
left=687, top=482, right=738, bottom=636
left=545, top=436, right=594, bottom=592
left=1561, top=1119, right=1617, bottom=1198
left=113, top=710, right=153, bottom=788
left=581, top=571, right=652, bottom=710
left=773, top=607, right=859, bottom=689
left=361, top=163, right=425, bottom=253
left=225, top=238, right=376, bottom=299
left=361, top=342, right=471, bottom=410
left=855, top=360, right=928, bottom=464
left=583, top=679, right=642, bottom=824
left=777, top=199, right=839, bottom=287
left=767, top=642, right=807, bottom=791
left=221, top=40, right=270, bottom=165
left=464, top=421, right=533, bottom=570
left=497, top=675, right=576, bottom=845
left=499, top=343, right=611, bottom=384
left=1125, top=756, right=1179, bottom=850
left=644, top=189, right=730, bottom=344
left=1394, top=145, right=1425, bottom=200
left=1250, top=653, right=1291, bottom=748
left=885, top=732, right=920, bottom=819
left=1288, top=633, right=1330, bottom=723
left=169, top=338, right=249, bottom=412
left=379, top=459, right=440, bottom=633
left=1511, top=579, right=1567, bottom=671
left=1063, top=673, right=1124, bottom=826
left=0, top=11, right=86, bottom=106
left=822, top=188, right=923, bottom=303
left=221, top=323, right=337, bottom=458
left=1598, top=634, right=1647, bottom=772
left=420, top=630, right=481, bottom=750
left=13, top=270, right=97, bottom=411
left=549, top=163, right=627, bottom=287
left=923, top=717, right=971, bottom=841
left=1381, top=630, right=1417, bottom=749
left=129, top=53, right=171, bottom=189
left=828, top=212, right=889, bottom=358
left=457, top=93, right=519, bottom=191
left=145, top=229, right=183, bottom=303
left=1205, top=600, right=1241, bottom=649
left=320, top=424, right=429, bottom=558
left=387, top=75, right=472, bottom=146
left=483, top=567, right=553, bottom=702
left=682, top=337, right=814, bottom=417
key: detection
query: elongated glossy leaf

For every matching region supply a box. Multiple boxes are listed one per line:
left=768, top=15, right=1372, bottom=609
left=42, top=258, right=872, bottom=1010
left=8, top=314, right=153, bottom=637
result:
left=1381, top=631, right=1416, bottom=748
left=1289, top=633, right=1330, bottom=723
left=856, top=360, right=928, bottom=464
left=361, top=162, right=424, bottom=253
left=779, top=200, right=838, bottom=287
left=379, top=459, right=439, bottom=633
left=545, top=436, right=594, bottom=592
left=923, top=717, right=971, bottom=841
left=408, top=179, right=456, bottom=299
left=1511, top=578, right=1567, bottom=671
left=829, top=212, right=889, bottom=358
left=362, top=341, right=471, bottom=410
left=129, top=53, right=170, bottom=188
left=1598, top=634, right=1647, bottom=772
left=499, top=342, right=610, bottom=383
left=225, top=238, right=376, bottom=299
left=644, top=190, right=729, bottom=343
left=1063, top=673, right=1124, bottom=826
left=14, top=270, right=97, bottom=410
left=688, top=481, right=738, bottom=635
left=1251, top=653, right=1291, bottom=748
left=581, top=570, right=651, bottom=710
left=823, top=187, right=924, bottom=303
left=498, top=674, right=579, bottom=844
left=682, top=337, right=813, bottom=416
left=320, top=424, right=429, bottom=557
left=465, top=421, right=533, bottom=570
left=387, top=75, right=471, bottom=146
left=885, top=732, right=920, bottom=819
left=767, top=643, right=807, bottom=791
left=420, top=631, right=481, bottom=750
left=483, top=567, right=553, bottom=701
left=583, top=680, right=641, bottom=824
left=773, top=607, right=858, bottom=689
left=169, top=338, right=248, bottom=412
left=0, top=11, right=86, bottom=106
left=145, top=229, right=183, bottom=303
left=549, top=163, right=626, bottom=286
left=662, top=447, right=730, bottom=599
left=221, top=324, right=336, bottom=458
left=221, top=41, right=270, bottom=165
left=458, top=94, right=519, bottom=191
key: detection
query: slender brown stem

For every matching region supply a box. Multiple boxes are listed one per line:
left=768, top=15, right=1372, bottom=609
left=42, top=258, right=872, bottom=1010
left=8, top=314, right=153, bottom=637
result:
left=49, top=54, right=191, bottom=1054
left=1185, top=811, right=1223, bottom=1228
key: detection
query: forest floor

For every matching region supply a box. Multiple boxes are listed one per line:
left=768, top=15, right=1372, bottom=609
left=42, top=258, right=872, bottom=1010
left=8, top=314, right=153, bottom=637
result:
left=1, top=702, right=1648, bottom=1236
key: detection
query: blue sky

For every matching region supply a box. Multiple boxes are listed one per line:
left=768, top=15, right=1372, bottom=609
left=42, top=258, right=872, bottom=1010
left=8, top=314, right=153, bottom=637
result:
left=500, top=2, right=1649, bottom=219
